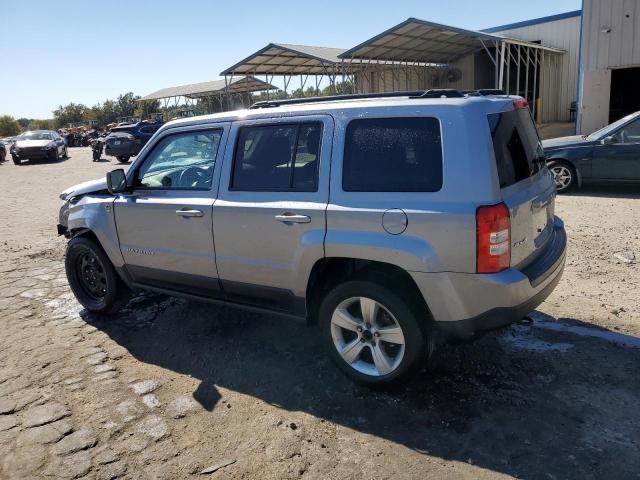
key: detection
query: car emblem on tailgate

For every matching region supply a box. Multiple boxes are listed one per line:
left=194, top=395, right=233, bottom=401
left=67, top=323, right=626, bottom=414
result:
left=513, top=237, right=527, bottom=248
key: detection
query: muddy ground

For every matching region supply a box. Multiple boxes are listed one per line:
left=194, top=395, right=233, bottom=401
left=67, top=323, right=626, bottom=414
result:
left=0, top=146, right=639, bottom=480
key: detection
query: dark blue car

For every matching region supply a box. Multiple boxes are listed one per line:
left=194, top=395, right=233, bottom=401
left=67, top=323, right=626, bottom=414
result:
left=105, top=121, right=162, bottom=163
left=543, top=111, right=640, bottom=192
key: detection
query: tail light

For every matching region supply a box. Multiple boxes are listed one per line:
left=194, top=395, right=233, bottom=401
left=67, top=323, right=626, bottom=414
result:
left=476, top=203, right=510, bottom=273
left=513, top=98, right=529, bottom=109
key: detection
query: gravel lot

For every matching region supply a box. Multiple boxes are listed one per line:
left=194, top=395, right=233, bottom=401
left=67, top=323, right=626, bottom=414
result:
left=0, top=147, right=639, bottom=480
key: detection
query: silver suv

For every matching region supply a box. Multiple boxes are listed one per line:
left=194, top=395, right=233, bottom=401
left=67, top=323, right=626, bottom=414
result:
left=58, top=91, right=567, bottom=385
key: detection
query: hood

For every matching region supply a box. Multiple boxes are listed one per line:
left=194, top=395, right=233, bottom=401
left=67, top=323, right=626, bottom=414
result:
left=542, top=135, right=593, bottom=150
left=16, top=139, right=54, bottom=148
left=59, top=177, right=108, bottom=200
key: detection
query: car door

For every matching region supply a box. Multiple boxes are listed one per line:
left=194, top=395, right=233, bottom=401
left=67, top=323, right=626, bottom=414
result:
left=592, top=116, right=640, bottom=181
left=113, top=124, right=229, bottom=296
left=212, top=115, right=333, bottom=315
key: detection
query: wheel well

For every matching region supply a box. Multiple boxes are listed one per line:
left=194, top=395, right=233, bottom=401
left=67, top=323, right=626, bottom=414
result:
left=305, top=258, right=429, bottom=325
left=70, top=228, right=100, bottom=246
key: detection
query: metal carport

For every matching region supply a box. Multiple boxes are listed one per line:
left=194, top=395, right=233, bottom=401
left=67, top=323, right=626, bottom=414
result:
left=138, top=76, right=277, bottom=118
left=339, top=18, right=565, bottom=120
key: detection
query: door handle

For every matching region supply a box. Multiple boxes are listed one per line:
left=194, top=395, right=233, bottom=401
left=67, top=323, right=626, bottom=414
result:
left=176, top=208, right=204, bottom=217
left=275, top=213, right=311, bottom=224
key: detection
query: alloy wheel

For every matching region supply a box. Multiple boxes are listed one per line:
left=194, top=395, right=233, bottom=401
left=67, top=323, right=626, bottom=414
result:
left=550, top=165, right=572, bottom=190
left=330, top=297, right=406, bottom=376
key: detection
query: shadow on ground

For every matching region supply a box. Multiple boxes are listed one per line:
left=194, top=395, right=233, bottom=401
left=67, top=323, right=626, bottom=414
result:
left=563, top=184, right=640, bottom=200
left=85, top=297, right=640, bottom=479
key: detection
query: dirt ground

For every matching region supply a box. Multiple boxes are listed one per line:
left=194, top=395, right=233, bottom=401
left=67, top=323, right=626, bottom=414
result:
left=0, top=147, right=639, bottom=480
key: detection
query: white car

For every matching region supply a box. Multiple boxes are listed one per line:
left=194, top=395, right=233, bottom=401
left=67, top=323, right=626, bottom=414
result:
left=12, top=130, right=68, bottom=165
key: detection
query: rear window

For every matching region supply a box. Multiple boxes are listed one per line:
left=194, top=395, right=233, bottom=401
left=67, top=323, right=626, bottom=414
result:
left=343, top=117, right=442, bottom=192
left=488, top=108, right=544, bottom=188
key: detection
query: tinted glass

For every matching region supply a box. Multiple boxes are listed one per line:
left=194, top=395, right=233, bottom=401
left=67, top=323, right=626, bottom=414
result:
left=231, top=123, right=321, bottom=191
left=342, top=117, right=442, bottom=192
left=136, top=130, right=222, bottom=190
left=618, top=117, right=640, bottom=143
left=488, top=108, right=544, bottom=188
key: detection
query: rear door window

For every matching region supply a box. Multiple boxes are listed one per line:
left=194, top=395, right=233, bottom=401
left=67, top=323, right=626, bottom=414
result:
left=342, top=117, right=442, bottom=192
left=231, top=122, right=322, bottom=191
left=488, top=108, right=544, bottom=188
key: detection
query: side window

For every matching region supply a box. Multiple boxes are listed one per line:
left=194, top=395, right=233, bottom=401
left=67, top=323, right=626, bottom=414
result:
left=136, top=129, right=222, bottom=190
left=231, top=122, right=322, bottom=191
left=618, top=118, right=640, bottom=144
left=343, top=117, right=443, bottom=192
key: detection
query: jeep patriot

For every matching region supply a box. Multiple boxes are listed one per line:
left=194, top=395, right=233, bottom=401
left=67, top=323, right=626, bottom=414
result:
left=58, top=91, right=567, bottom=385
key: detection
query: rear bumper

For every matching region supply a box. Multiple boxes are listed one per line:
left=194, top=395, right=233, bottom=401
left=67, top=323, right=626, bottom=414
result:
left=410, top=217, right=567, bottom=341
left=105, top=143, right=139, bottom=157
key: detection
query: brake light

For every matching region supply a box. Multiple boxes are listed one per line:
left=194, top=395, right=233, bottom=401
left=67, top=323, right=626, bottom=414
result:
left=476, top=203, right=511, bottom=273
left=513, top=98, right=529, bottom=109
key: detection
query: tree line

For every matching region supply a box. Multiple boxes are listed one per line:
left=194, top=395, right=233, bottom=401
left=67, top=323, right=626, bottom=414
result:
left=0, top=81, right=354, bottom=137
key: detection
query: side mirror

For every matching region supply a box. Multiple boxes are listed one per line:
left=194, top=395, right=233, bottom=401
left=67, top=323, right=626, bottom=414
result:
left=602, top=135, right=617, bottom=145
left=106, top=169, right=127, bottom=194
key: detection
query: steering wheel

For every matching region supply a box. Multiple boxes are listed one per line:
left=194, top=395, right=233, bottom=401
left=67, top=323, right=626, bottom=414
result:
left=179, top=166, right=207, bottom=188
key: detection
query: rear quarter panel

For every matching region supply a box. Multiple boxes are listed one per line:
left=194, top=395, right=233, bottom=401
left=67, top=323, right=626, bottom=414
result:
left=326, top=103, right=501, bottom=274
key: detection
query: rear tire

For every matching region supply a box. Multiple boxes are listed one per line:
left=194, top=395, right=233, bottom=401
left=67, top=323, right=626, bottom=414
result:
left=117, top=156, right=130, bottom=163
left=65, top=236, right=129, bottom=314
left=319, top=280, right=430, bottom=386
left=548, top=160, right=576, bottom=193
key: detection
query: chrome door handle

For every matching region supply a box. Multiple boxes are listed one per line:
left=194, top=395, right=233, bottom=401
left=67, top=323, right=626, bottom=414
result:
left=176, top=209, right=204, bottom=217
left=275, top=213, right=311, bottom=224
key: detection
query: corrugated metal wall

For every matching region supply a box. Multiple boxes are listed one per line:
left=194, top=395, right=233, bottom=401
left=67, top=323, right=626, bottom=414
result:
left=579, top=0, right=640, bottom=133
left=355, top=55, right=476, bottom=93
left=492, top=15, right=581, bottom=122
left=582, top=0, right=640, bottom=70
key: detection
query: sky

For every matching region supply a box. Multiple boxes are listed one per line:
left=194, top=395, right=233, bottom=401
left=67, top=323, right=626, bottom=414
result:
left=0, top=0, right=581, bottom=119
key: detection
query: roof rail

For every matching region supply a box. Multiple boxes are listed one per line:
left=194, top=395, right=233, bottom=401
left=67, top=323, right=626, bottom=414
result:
left=250, top=91, right=427, bottom=109
left=418, top=89, right=465, bottom=98
left=462, top=89, right=506, bottom=96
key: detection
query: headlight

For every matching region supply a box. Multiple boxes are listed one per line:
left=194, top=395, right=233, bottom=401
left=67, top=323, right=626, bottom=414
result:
left=42, top=142, right=55, bottom=151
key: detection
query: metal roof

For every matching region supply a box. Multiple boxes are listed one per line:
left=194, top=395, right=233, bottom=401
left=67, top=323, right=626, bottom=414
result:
left=339, top=17, right=563, bottom=64
left=482, top=10, right=582, bottom=33
left=220, top=43, right=350, bottom=75
left=139, top=76, right=276, bottom=101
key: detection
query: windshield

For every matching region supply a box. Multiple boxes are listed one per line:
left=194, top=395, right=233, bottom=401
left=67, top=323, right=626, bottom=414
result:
left=587, top=112, right=640, bottom=140
left=19, top=132, right=53, bottom=141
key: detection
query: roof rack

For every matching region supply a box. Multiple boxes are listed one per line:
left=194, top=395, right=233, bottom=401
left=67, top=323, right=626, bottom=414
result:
left=249, top=89, right=466, bottom=109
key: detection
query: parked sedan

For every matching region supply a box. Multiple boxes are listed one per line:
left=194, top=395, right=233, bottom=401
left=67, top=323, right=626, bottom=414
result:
left=12, top=130, right=68, bottom=165
left=544, top=111, right=640, bottom=192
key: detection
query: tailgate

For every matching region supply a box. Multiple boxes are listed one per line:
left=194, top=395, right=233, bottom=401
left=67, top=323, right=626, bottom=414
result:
left=503, top=172, right=556, bottom=268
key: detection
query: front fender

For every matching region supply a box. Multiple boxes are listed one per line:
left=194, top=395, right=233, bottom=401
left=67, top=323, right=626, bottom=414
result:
left=66, top=196, right=125, bottom=269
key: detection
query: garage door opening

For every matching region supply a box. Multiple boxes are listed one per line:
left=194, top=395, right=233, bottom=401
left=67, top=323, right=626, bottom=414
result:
left=609, top=67, right=640, bottom=123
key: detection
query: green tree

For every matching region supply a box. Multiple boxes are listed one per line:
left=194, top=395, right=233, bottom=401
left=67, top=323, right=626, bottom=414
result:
left=116, top=92, right=140, bottom=118
left=53, top=103, right=88, bottom=128
left=27, top=119, right=55, bottom=130
left=17, top=118, right=31, bottom=129
left=0, top=115, right=21, bottom=136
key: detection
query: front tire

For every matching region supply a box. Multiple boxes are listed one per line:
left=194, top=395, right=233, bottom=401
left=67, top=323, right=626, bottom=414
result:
left=319, top=280, right=430, bottom=386
left=65, top=236, right=129, bottom=314
left=12, top=155, right=20, bottom=165
left=117, top=156, right=130, bottom=163
left=548, top=160, right=576, bottom=193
